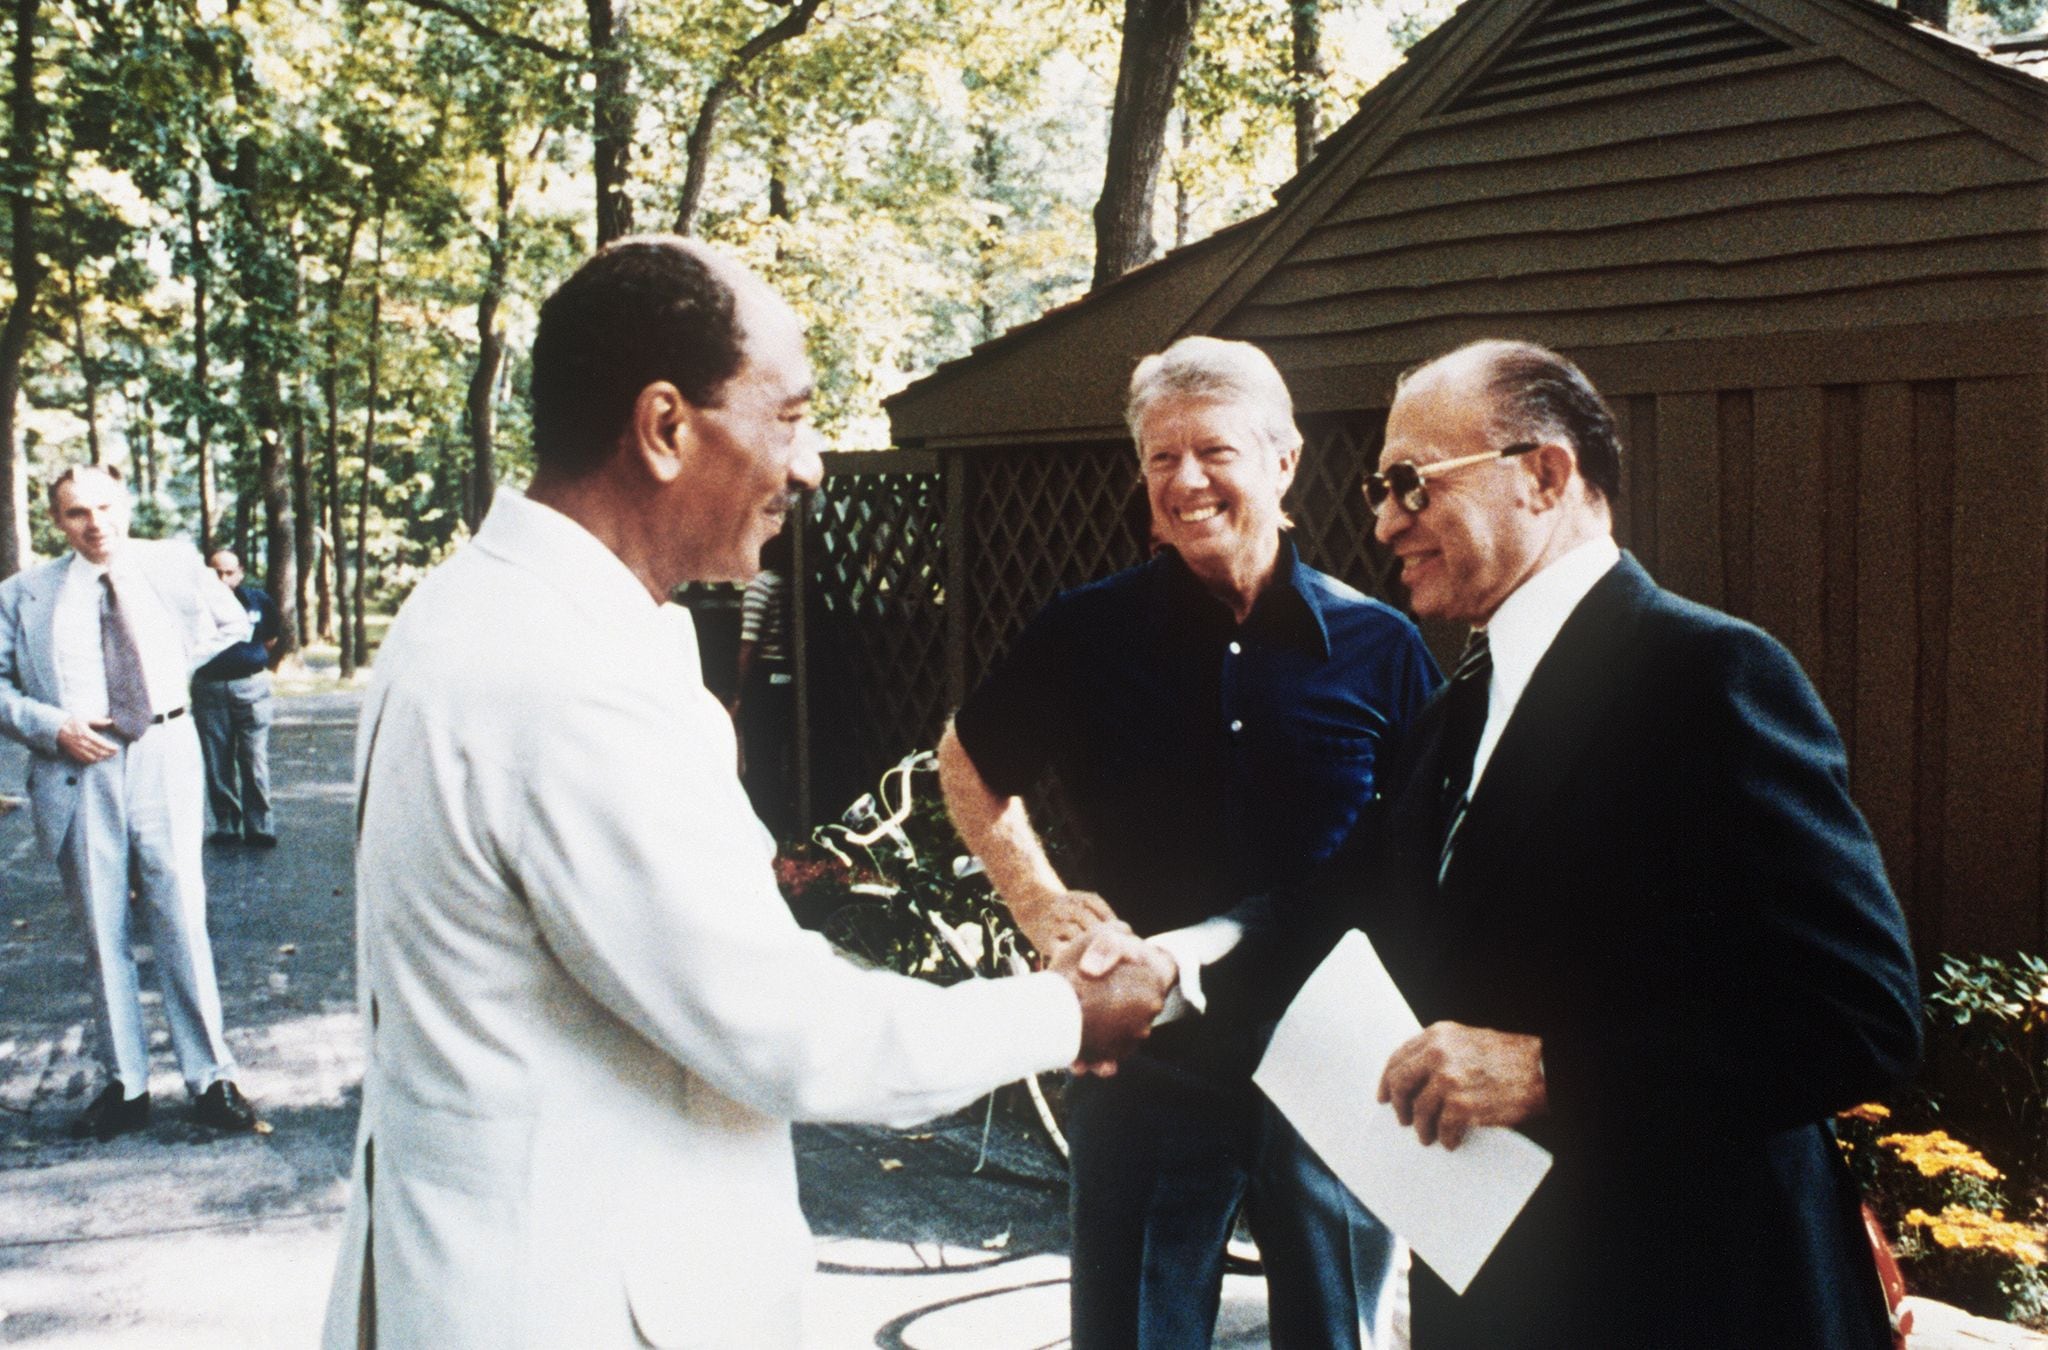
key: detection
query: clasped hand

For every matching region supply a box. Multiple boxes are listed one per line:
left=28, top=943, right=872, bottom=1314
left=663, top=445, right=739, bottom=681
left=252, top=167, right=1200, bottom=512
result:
left=1050, top=921, right=1177, bottom=1075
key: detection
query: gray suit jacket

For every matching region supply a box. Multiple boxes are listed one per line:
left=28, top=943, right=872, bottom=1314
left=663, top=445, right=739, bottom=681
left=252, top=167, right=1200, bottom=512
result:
left=0, top=540, right=248, bottom=857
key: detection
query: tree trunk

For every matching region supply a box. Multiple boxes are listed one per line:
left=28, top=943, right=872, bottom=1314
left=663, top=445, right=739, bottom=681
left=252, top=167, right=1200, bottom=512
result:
left=0, top=0, right=38, bottom=580
left=1291, top=0, right=1323, bottom=170
left=1091, top=0, right=1202, bottom=289
left=257, top=416, right=296, bottom=659
left=670, top=0, right=825, bottom=237
left=290, top=392, right=313, bottom=655
left=349, top=207, right=385, bottom=676
left=186, top=176, right=217, bottom=555
left=65, top=270, right=102, bottom=465
left=321, top=209, right=361, bottom=647
left=233, top=486, right=252, bottom=563
left=465, top=155, right=510, bottom=529
left=135, top=388, right=156, bottom=498
left=322, top=211, right=361, bottom=654
left=1173, top=108, right=1192, bottom=251
left=588, top=0, right=633, bottom=243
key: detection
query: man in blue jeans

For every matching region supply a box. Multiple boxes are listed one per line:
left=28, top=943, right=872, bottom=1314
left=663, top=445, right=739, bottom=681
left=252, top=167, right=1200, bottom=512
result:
left=193, top=549, right=280, bottom=847
left=941, top=336, right=1440, bottom=1348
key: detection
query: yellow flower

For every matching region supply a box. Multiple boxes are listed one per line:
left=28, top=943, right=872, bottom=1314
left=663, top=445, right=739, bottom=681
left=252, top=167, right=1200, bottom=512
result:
left=1902, top=1206, right=2048, bottom=1266
left=1877, top=1130, right=2005, bottom=1182
left=1840, top=1102, right=1892, bottom=1123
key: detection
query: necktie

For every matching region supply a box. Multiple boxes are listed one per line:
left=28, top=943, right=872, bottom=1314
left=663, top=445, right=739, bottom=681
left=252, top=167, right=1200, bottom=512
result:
left=100, top=573, right=154, bottom=742
left=1434, top=629, right=1492, bottom=877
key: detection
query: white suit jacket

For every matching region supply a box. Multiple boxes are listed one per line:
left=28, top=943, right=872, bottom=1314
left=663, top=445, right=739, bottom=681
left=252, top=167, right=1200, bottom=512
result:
left=322, top=490, right=1081, bottom=1350
left=0, top=539, right=248, bottom=857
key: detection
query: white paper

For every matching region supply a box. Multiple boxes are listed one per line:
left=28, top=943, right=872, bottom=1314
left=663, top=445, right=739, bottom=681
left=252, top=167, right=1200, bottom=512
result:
left=1253, top=929, right=1553, bottom=1295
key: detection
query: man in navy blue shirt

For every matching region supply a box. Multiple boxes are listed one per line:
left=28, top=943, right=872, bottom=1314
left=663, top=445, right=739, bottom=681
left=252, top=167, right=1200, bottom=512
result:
left=193, top=549, right=280, bottom=846
left=940, top=336, right=1439, bottom=1350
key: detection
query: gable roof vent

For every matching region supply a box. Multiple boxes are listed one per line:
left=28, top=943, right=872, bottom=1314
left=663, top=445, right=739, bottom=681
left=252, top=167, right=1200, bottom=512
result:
left=1443, top=0, right=1794, bottom=112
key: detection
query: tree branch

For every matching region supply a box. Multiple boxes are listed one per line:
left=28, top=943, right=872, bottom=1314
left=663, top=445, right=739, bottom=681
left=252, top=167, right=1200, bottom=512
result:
left=389, top=0, right=578, bottom=63
left=672, top=0, right=826, bottom=235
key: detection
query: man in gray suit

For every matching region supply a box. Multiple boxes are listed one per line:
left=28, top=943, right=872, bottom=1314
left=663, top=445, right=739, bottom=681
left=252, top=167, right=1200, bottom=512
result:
left=0, top=464, right=261, bottom=1138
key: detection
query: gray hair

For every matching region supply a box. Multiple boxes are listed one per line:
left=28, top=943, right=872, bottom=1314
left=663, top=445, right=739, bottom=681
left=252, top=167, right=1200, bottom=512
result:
left=1125, top=336, right=1303, bottom=461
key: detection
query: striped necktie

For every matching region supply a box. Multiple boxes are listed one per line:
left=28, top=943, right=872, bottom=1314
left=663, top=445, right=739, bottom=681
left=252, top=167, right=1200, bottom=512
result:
left=1435, top=629, right=1492, bottom=879
left=100, top=573, right=155, bottom=742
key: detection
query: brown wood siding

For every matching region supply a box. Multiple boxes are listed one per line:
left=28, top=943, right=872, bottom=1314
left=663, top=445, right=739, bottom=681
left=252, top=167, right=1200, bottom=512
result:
left=1944, top=374, right=2048, bottom=953
left=1224, top=54, right=2048, bottom=368
left=1599, top=374, right=2045, bottom=960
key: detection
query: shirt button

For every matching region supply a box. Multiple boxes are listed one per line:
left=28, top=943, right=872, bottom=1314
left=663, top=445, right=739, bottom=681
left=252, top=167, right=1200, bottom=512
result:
left=1230, top=719, right=1244, bottom=733
left=1228, top=641, right=1241, bottom=655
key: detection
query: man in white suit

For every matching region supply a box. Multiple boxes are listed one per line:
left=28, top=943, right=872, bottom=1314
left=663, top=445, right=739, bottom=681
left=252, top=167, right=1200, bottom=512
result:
left=322, top=235, right=1173, bottom=1349
left=0, top=463, right=262, bottom=1138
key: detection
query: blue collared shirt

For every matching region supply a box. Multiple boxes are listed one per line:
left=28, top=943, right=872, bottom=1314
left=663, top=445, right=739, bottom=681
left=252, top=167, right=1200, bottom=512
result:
left=955, top=541, right=1440, bottom=937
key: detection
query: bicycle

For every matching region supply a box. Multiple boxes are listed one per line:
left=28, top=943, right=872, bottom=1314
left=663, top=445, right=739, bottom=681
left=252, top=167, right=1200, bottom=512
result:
left=815, top=750, right=1072, bottom=1166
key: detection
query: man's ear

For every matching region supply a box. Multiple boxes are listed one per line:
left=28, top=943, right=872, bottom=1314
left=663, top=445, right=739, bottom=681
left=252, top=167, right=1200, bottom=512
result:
left=628, top=381, right=693, bottom=485
left=1526, top=441, right=1578, bottom=511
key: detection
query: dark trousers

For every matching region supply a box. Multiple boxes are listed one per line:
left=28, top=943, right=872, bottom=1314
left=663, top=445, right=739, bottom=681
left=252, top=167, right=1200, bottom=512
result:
left=193, top=672, right=274, bottom=838
left=1067, top=1052, right=1397, bottom=1349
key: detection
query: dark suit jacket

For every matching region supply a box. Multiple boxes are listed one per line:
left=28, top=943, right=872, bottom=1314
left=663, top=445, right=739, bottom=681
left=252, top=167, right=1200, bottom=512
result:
left=1224, top=553, right=1921, bottom=1350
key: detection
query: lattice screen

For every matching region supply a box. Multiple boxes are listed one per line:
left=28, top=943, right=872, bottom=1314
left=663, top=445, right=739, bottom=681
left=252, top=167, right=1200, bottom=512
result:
left=808, top=469, right=949, bottom=794
left=1288, top=413, right=1409, bottom=606
left=964, top=443, right=1150, bottom=686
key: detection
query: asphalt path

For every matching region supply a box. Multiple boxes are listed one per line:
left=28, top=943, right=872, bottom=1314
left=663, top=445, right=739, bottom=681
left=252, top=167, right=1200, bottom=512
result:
left=0, top=685, right=1276, bottom=1348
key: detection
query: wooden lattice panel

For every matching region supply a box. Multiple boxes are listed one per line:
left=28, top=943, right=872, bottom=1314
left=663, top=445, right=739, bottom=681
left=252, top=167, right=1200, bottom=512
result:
left=809, top=470, right=950, bottom=791
left=964, top=444, right=1149, bottom=686
left=1288, top=414, right=1408, bottom=605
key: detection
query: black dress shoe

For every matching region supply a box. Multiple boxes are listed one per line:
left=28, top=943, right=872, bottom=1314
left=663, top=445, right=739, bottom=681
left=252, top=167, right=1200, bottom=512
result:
left=193, top=1080, right=261, bottom=1133
left=208, top=831, right=241, bottom=846
left=69, top=1084, right=151, bottom=1141
left=246, top=831, right=279, bottom=849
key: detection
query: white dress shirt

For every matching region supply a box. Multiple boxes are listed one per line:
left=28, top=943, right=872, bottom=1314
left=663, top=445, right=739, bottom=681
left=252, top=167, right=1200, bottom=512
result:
left=325, top=488, right=1085, bottom=1349
left=53, top=553, right=193, bottom=719
left=1467, top=535, right=1622, bottom=792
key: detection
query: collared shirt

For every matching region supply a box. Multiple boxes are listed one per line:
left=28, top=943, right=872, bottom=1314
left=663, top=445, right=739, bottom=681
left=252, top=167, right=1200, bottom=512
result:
left=53, top=552, right=190, bottom=718
left=1468, top=535, right=1622, bottom=792
left=197, top=584, right=280, bottom=681
left=955, top=540, right=1441, bottom=937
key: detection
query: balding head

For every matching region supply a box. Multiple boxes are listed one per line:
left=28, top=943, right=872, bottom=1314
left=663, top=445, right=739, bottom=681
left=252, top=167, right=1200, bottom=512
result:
left=1396, top=340, right=1622, bottom=503
left=1374, top=340, right=1615, bottom=625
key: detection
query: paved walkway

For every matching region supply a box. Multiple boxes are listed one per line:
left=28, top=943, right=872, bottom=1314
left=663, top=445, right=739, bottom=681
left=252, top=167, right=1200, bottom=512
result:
left=0, top=686, right=1273, bottom=1348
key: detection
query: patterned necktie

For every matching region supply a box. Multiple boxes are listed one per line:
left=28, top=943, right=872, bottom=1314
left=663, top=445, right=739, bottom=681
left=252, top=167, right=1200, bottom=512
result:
left=100, top=573, right=154, bottom=741
left=1434, top=629, right=1493, bottom=877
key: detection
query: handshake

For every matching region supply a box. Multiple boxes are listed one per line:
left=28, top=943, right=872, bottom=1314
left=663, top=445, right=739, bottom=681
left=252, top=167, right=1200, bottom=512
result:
left=1046, top=909, right=1179, bottom=1074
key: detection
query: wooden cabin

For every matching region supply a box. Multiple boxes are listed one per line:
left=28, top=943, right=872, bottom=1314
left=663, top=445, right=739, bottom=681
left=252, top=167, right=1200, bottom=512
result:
left=811, top=0, right=2048, bottom=961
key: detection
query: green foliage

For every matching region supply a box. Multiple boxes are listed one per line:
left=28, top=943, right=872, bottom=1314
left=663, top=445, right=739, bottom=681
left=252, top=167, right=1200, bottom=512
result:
left=1, top=0, right=1437, bottom=601
left=1928, top=951, right=2048, bottom=1171
left=1839, top=952, right=2048, bottom=1329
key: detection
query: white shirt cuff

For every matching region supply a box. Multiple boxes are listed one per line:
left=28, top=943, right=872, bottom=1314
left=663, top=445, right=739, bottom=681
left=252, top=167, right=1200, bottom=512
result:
left=1146, top=916, right=1246, bottom=1025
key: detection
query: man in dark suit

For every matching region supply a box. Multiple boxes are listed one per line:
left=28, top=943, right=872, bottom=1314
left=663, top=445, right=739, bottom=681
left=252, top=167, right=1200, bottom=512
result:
left=1276, top=339, right=1921, bottom=1348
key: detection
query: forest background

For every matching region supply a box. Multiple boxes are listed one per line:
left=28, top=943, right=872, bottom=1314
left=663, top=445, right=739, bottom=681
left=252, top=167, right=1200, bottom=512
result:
left=0, top=0, right=2037, bottom=669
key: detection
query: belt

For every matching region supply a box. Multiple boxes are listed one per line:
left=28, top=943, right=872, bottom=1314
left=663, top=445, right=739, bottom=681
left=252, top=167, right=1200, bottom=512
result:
left=151, top=707, right=187, bottom=724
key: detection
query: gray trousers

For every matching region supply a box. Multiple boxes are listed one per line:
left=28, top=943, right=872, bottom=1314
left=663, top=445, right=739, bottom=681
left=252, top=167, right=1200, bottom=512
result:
left=56, top=714, right=236, bottom=1098
left=193, top=672, right=273, bottom=838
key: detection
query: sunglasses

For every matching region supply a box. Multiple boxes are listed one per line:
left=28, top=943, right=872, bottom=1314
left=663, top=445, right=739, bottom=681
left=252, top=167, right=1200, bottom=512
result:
left=1362, top=442, right=1538, bottom=514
